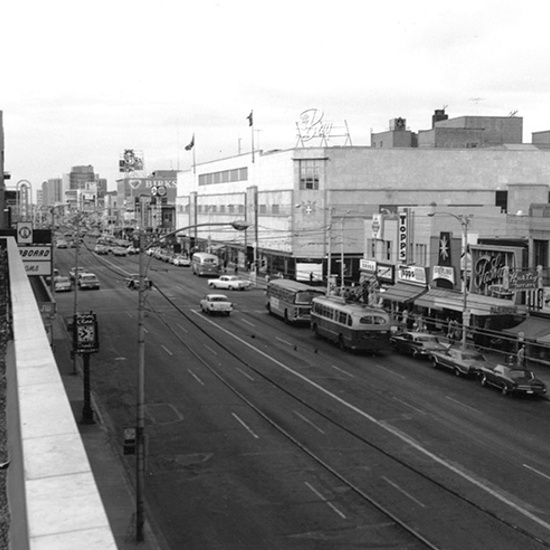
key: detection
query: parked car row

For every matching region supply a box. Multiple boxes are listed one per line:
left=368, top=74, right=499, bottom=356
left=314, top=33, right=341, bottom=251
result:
left=390, top=330, right=547, bottom=398
left=146, top=247, right=191, bottom=266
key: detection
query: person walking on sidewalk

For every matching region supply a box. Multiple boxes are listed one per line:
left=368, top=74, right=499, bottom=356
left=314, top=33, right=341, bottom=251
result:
left=517, top=344, right=526, bottom=368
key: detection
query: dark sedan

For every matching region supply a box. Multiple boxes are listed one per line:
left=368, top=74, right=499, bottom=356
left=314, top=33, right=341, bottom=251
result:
left=479, top=364, right=547, bottom=397
left=390, top=331, right=449, bottom=359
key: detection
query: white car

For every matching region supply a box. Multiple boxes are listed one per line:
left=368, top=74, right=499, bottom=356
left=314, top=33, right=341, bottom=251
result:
left=78, top=273, right=101, bottom=290
left=171, top=254, right=191, bottom=267
left=200, top=294, right=233, bottom=316
left=207, top=275, right=251, bottom=290
left=53, top=275, right=72, bottom=292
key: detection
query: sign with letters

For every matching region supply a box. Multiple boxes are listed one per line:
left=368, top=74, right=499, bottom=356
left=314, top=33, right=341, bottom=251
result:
left=18, top=245, right=52, bottom=276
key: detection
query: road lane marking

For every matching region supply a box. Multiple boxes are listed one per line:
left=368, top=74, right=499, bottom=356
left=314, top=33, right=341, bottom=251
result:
left=392, top=397, right=427, bottom=415
left=331, top=365, right=355, bottom=378
left=524, top=464, right=550, bottom=482
left=374, top=364, right=407, bottom=379
left=188, top=369, right=204, bottom=385
left=382, top=476, right=426, bottom=508
left=197, top=313, right=550, bottom=533
left=293, top=410, right=326, bottom=434
left=445, top=396, right=482, bottom=414
left=237, top=368, right=255, bottom=381
left=276, top=336, right=293, bottom=346
left=161, top=344, right=173, bottom=356
left=232, top=412, right=259, bottom=439
left=177, top=323, right=188, bottom=333
left=204, top=344, right=218, bottom=355
left=241, top=318, right=255, bottom=327
left=304, top=482, right=346, bottom=519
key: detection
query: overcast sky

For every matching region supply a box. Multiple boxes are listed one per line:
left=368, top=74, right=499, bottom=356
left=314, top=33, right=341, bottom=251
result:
left=2, top=0, right=549, bottom=197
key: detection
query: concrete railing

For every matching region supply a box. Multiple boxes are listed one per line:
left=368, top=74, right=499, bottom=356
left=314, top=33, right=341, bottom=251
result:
left=4, top=236, right=116, bottom=549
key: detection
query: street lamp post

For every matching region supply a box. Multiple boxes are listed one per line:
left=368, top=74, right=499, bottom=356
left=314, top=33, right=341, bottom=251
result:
left=429, top=212, right=471, bottom=349
left=134, top=219, right=249, bottom=542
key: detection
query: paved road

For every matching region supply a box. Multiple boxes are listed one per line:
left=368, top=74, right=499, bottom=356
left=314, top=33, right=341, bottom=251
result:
left=52, top=246, right=550, bottom=549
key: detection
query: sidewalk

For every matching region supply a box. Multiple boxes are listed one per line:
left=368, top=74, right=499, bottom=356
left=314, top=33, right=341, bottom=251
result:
left=52, top=320, right=164, bottom=550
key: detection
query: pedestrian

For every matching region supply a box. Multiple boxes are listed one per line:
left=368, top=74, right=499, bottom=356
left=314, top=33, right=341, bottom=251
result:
left=223, top=258, right=228, bottom=273
left=517, top=344, right=525, bottom=367
left=234, top=263, right=238, bottom=275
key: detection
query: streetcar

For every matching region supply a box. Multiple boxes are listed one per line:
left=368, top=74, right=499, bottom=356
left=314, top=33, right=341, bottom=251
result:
left=310, top=295, right=392, bottom=352
left=266, top=278, right=325, bottom=324
left=192, top=252, right=221, bottom=276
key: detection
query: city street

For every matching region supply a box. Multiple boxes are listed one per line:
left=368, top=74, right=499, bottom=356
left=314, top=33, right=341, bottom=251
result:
left=52, top=243, right=550, bottom=549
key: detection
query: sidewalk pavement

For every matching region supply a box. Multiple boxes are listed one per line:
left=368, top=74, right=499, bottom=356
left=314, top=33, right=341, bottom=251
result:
left=52, top=319, right=164, bottom=550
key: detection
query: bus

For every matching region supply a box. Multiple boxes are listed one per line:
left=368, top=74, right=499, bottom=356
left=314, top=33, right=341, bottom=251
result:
left=310, top=295, right=392, bottom=352
left=266, top=279, right=325, bottom=324
left=192, top=252, right=221, bottom=276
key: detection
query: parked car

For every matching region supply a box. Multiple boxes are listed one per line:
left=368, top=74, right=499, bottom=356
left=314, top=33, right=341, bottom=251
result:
left=200, top=294, right=233, bottom=316
left=430, top=346, right=489, bottom=377
left=69, top=267, right=87, bottom=281
left=111, top=246, right=128, bottom=256
left=55, top=239, right=68, bottom=249
left=125, top=273, right=153, bottom=290
left=171, top=254, right=191, bottom=267
left=208, top=275, right=251, bottom=290
left=78, top=273, right=101, bottom=290
left=126, top=245, right=139, bottom=255
left=53, top=275, right=72, bottom=292
left=390, top=330, right=449, bottom=359
left=479, top=364, right=547, bottom=397
left=94, top=244, right=109, bottom=255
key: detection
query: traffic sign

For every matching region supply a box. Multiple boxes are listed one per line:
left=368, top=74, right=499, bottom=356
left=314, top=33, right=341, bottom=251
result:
left=17, top=222, right=33, bottom=244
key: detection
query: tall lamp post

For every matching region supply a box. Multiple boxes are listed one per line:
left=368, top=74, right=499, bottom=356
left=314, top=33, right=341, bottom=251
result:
left=134, top=219, right=249, bottom=542
left=428, top=212, right=471, bottom=349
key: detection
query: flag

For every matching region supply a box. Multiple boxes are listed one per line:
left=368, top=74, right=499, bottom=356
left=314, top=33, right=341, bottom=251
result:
left=246, top=110, right=253, bottom=127
left=185, top=135, right=195, bottom=151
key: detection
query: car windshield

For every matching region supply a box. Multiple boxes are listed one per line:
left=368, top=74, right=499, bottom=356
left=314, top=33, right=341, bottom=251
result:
left=509, top=369, right=534, bottom=380
left=417, top=335, right=439, bottom=342
left=56, top=277, right=70, bottom=283
left=212, top=297, right=228, bottom=302
left=462, top=352, right=486, bottom=361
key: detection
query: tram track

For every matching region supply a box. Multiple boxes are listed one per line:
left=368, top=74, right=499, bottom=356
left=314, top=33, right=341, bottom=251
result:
left=149, top=284, right=550, bottom=549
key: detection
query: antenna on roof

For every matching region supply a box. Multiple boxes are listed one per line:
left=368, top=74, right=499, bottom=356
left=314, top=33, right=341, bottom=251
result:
left=509, top=110, right=518, bottom=117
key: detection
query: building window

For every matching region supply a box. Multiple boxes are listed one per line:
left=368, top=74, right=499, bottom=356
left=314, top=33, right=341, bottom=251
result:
left=495, top=190, right=508, bottom=213
left=272, top=204, right=280, bottom=215
left=199, top=167, right=249, bottom=186
left=299, top=159, right=322, bottom=190
left=228, top=205, right=235, bottom=214
left=259, top=204, right=267, bottom=214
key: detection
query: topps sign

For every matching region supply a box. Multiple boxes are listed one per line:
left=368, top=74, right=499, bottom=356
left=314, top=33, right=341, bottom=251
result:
left=398, top=211, right=408, bottom=263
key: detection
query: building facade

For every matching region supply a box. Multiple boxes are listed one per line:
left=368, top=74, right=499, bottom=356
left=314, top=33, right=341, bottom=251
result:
left=176, top=142, right=550, bottom=282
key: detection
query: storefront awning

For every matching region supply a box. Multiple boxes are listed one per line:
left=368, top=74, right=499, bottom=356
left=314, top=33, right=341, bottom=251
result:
left=381, top=282, right=427, bottom=304
left=503, top=316, right=550, bottom=342
left=415, top=287, right=520, bottom=316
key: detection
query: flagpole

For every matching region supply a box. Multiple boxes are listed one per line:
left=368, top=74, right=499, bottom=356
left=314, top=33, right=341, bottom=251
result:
left=251, top=120, right=255, bottom=164
left=192, top=137, right=196, bottom=174
left=247, top=110, right=255, bottom=164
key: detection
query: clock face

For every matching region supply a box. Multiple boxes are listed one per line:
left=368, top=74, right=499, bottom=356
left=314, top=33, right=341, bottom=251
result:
left=77, top=325, right=95, bottom=343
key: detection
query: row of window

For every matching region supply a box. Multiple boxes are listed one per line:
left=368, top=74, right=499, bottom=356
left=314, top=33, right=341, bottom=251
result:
left=177, top=203, right=285, bottom=215
left=198, top=167, right=248, bottom=186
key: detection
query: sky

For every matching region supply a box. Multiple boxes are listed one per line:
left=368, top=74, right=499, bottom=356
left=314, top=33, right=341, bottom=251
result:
left=2, top=0, right=550, bottom=199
